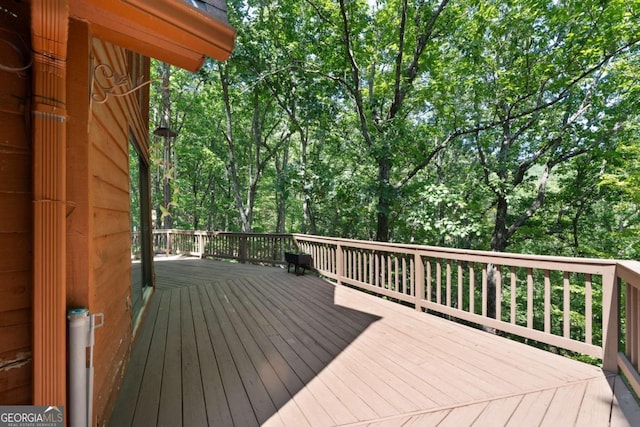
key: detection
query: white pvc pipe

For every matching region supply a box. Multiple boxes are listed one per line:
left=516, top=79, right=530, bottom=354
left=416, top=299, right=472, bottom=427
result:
left=87, top=313, right=104, bottom=427
left=68, top=308, right=90, bottom=427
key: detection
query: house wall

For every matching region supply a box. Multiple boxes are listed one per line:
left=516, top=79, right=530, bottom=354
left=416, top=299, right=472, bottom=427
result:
left=66, top=18, right=151, bottom=425
left=0, top=3, right=33, bottom=405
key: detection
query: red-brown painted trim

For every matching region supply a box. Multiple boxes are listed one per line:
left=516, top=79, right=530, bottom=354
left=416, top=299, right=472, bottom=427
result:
left=31, top=0, right=69, bottom=410
left=69, top=0, right=236, bottom=71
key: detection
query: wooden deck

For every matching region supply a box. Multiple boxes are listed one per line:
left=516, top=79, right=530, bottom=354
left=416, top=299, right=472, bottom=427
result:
left=108, top=258, right=640, bottom=426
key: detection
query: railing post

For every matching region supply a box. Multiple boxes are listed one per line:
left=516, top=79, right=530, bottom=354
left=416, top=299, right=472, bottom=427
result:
left=336, top=244, right=343, bottom=285
left=415, top=252, right=424, bottom=312
left=166, top=230, right=172, bottom=256
left=239, top=235, right=247, bottom=264
left=614, top=261, right=640, bottom=397
left=602, top=265, right=619, bottom=372
left=162, top=230, right=167, bottom=256
left=198, top=232, right=204, bottom=259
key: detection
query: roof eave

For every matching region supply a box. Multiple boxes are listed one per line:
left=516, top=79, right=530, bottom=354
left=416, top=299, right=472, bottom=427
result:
left=69, top=0, right=236, bottom=71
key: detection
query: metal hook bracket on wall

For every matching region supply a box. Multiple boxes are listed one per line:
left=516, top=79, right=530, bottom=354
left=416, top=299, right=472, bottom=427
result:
left=91, top=63, right=164, bottom=104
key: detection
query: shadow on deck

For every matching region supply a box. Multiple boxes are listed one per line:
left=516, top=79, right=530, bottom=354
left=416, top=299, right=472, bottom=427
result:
left=109, top=258, right=640, bottom=426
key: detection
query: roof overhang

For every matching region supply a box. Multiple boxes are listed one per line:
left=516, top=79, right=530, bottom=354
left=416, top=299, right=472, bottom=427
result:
left=69, top=0, right=236, bottom=71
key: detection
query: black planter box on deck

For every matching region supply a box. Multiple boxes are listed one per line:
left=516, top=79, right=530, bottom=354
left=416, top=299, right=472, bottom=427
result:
left=284, top=252, right=312, bottom=276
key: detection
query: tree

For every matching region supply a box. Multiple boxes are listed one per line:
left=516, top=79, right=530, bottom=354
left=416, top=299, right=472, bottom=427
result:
left=146, top=0, right=639, bottom=268
left=446, top=0, right=640, bottom=316
left=330, top=0, right=456, bottom=241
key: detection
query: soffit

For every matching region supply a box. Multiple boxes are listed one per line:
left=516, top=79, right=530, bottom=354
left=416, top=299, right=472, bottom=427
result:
left=69, top=0, right=236, bottom=71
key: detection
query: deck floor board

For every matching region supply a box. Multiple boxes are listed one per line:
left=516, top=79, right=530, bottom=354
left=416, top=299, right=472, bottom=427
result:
left=131, top=290, right=170, bottom=427
left=188, top=285, right=234, bottom=427
left=198, top=283, right=258, bottom=426
left=108, top=288, right=161, bottom=427
left=109, top=258, right=640, bottom=426
left=158, top=289, right=183, bottom=427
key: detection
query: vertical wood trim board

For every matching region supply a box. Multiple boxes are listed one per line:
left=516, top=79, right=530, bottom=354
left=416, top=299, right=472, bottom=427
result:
left=31, top=0, right=69, bottom=407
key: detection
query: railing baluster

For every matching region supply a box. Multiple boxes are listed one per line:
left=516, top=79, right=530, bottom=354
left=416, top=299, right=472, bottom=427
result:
left=446, top=260, right=451, bottom=307
left=389, top=255, right=393, bottom=291
left=326, top=246, right=330, bottom=273
left=379, top=253, right=385, bottom=289
left=402, top=257, right=407, bottom=295
left=350, top=249, right=354, bottom=280
left=324, top=245, right=327, bottom=272
left=564, top=271, right=570, bottom=338
left=510, top=266, right=516, bottom=324
left=544, top=270, right=551, bottom=334
left=436, top=260, right=442, bottom=304
left=457, top=263, right=463, bottom=310
left=385, top=253, right=389, bottom=289
left=336, top=244, right=343, bottom=286
left=527, top=268, right=533, bottom=329
left=344, top=247, right=348, bottom=279
left=380, top=252, right=385, bottom=288
left=601, top=266, right=618, bottom=372
left=379, top=253, right=384, bottom=288
left=469, top=264, right=475, bottom=315
left=426, top=260, right=432, bottom=302
left=354, top=250, right=358, bottom=282
left=394, top=256, right=399, bottom=293
left=585, top=273, right=592, bottom=345
left=410, top=255, right=415, bottom=298
left=496, top=265, right=502, bottom=321
left=635, top=287, right=640, bottom=368
left=415, top=253, right=424, bottom=311
left=628, top=284, right=636, bottom=366
left=482, top=264, right=487, bottom=317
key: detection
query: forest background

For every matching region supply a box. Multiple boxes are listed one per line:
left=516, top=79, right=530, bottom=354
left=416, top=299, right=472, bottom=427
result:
left=137, top=0, right=640, bottom=261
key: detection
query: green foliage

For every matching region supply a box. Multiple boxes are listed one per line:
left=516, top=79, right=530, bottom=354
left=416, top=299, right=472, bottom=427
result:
left=145, top=0, right=640, bottom=261
left=142, top=0, right=639, bottom=362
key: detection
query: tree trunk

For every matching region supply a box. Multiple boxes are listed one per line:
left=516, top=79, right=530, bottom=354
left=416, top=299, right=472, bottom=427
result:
left=274, top=146, right=288, bottom=233
left=486, top=195, right=510, bottom=319
left=376, top=154, right=392, bottom=242
left=162, top=134, right=172, bottom=229
left=301, top=135, right=316, bottom=235
left=436, top=151, right=445, bottom=246
left=491, top=196, right=510, bottom=253
left=161, top=62, right=173, bottom=229
left=207, top=192, right=215, bottom=231
left=219, top=64, right=251, bottom=232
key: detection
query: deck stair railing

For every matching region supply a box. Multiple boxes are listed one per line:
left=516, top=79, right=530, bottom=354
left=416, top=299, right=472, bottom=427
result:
left=137, top=229, right=640, bottom=397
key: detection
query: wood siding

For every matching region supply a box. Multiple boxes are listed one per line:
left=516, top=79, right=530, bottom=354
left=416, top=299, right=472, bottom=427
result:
left=0, top=2, right=33, bottom=405
left=66, top=23, right=150, bottom=424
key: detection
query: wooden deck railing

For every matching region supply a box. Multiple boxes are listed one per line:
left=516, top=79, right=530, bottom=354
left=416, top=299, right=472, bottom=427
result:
left=135, top=230, right=640, bottom=396
left=616, top=260, right=640, bottom=395
left=149, top=229, right=297, bottom=264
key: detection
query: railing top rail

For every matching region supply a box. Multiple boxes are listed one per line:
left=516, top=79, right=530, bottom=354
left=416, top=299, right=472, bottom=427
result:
left=149, top=230, right=630, bottom=271
left=292, top=233, right=620, bottom=268
left=152, top=229, right=294, bottom=238
left=211, top=232, right=295, bottom=238
left=617, top=261, right=640, bottom=288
